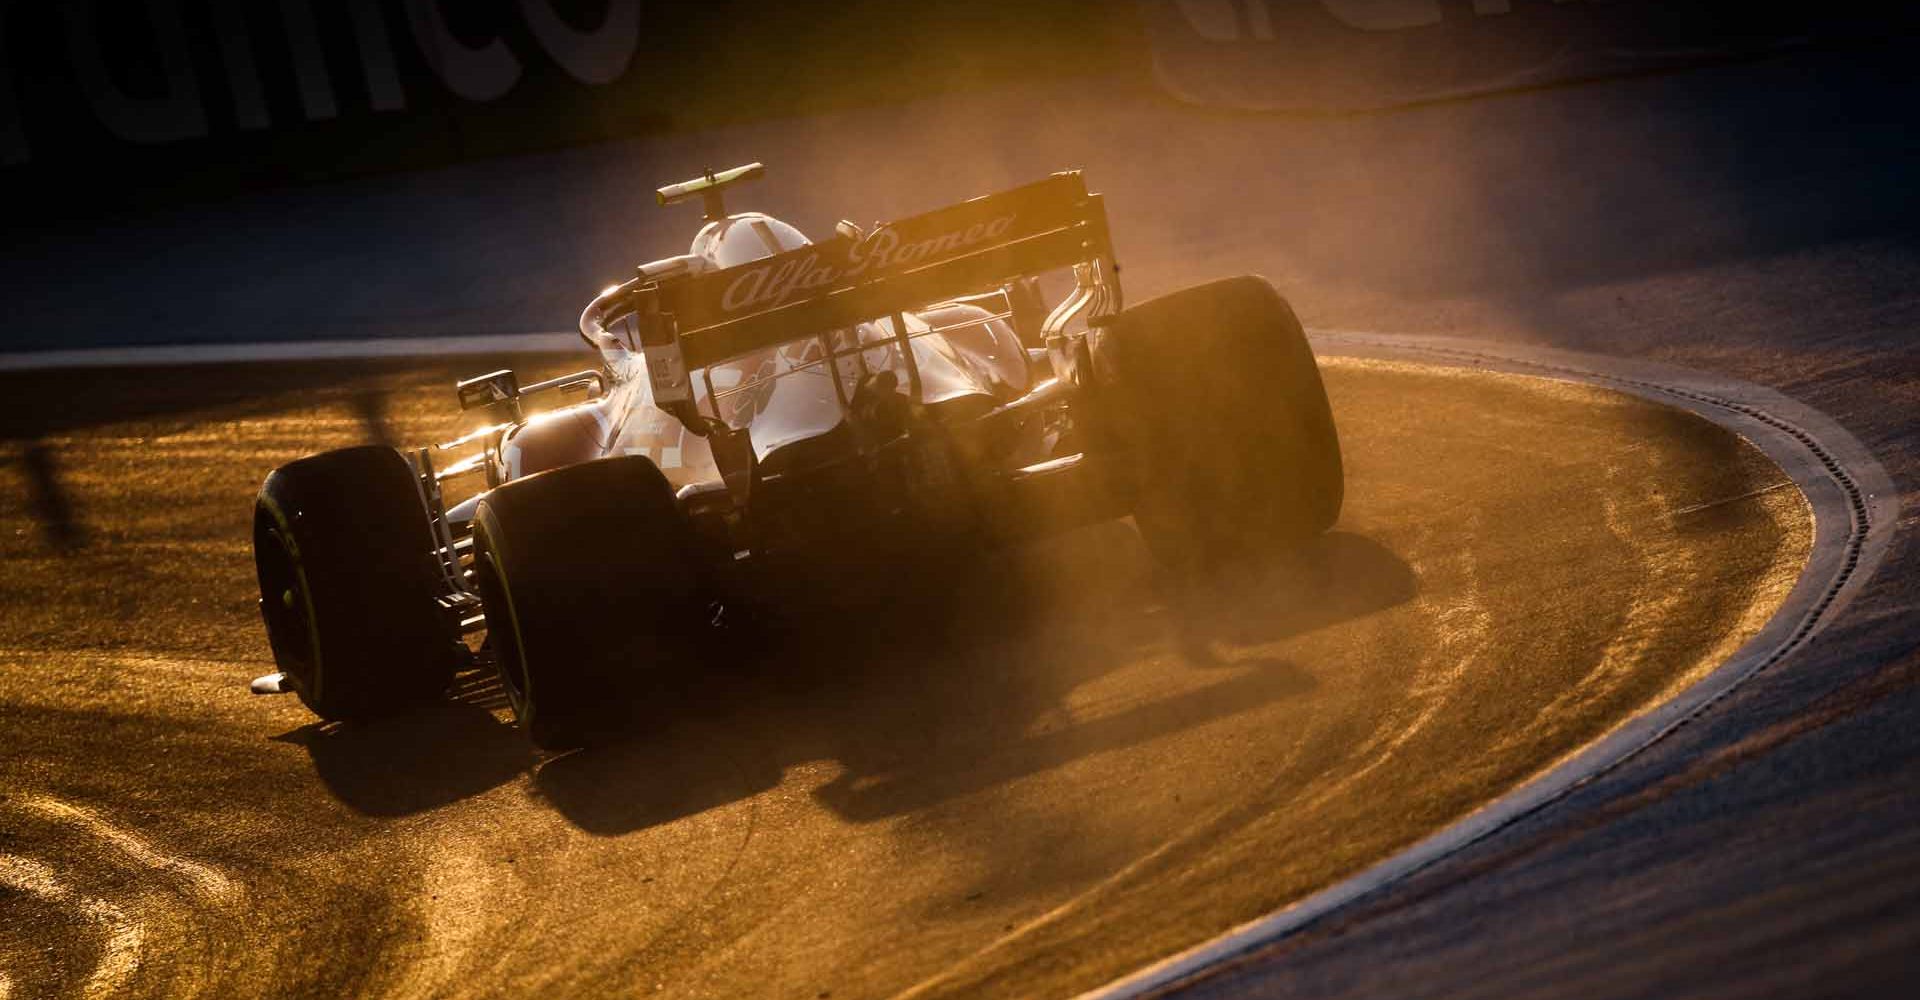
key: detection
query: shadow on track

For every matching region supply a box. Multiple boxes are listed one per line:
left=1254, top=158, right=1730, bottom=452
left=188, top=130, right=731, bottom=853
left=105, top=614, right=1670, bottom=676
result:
left=269, top=525, right=1412, bottom=825
left=0, top=358, right=542, bottom=557
left=271, top=695, right=526, bottom=818
left=0, top=360, right=455, bottom=441
left=532, top=526, right=1416, bottom=836
left=2, top=440, right=88, bottom=552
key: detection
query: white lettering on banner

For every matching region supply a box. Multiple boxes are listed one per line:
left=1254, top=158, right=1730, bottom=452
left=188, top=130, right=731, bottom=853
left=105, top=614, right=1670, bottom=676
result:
left=1177, top=0, right=1581, bottom=41
left=1174, top=0, right=1442, bottom=41
left=12, top=0, right=635, bottom=163
left=719, top=214, right=1019, bottom=315
left=520, top=0, right=640, bottom=86
left=279, top=0, right=341, bottom=120
left=211, top=0, right=272, bottom=130
left=1171, top=0, right=1245, bottom=41
left=26, top=0, right=396, bottom=163
left=1, top=6, right=27, bottom=164
left=349, top=0, right=407, bottom=111
left=403, top=0, right=522, bottom=102
left=209, top=0, right=350, bottom=128
left=1318, top=1, right=1441, bottom=32
left=63, top=0, right=209, bottom=144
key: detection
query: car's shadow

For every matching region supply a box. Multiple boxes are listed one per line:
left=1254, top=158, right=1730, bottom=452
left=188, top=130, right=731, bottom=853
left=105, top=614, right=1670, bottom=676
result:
left=277, top=523, right=1414, bottom=825
left=532, top=524, right=1417, bottom=835
left=270, top=687, right=527, bottom=818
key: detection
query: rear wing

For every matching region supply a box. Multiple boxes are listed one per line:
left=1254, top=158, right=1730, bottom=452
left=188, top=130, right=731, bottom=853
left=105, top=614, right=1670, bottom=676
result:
left=654, top=171, right=1115, bottom=372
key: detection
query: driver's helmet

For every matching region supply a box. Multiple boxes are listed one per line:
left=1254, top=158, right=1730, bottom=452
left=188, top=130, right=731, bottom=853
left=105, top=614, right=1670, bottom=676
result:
left=690, top=212, right=811, bottom=269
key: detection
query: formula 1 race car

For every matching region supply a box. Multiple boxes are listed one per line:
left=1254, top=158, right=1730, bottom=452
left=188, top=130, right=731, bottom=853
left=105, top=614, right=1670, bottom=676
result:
left=250, top=164, right=1342, bottom=748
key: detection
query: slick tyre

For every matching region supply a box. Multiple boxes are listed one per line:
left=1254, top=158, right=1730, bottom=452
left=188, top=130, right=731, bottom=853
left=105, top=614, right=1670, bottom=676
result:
left=471, top=456, right=705, bottom=751
left=1097, top=275, right=1343, bottom=571
left=253, top=446, right=460, bottom=722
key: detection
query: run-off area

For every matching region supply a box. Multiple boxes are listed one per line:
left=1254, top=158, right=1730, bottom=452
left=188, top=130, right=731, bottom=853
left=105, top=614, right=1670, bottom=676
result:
left=0, top=354, right=1807, bottom=999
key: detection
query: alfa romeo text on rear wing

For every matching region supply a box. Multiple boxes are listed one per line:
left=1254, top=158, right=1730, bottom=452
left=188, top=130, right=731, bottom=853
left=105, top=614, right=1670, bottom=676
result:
left=587, top=171, right=1119, bottom=412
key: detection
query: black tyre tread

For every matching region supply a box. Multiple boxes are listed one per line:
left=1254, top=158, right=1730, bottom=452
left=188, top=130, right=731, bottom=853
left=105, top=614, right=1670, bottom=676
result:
left=472, top=456, right=702, bottom=750
left=254, top=445, right=457, bottom=721
left=1096, top=275, right=1343, bottom=567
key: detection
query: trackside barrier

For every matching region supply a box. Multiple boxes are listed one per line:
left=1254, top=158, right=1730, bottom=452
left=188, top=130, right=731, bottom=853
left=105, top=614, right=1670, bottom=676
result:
left=1140, top=0, right=1918, bottom=112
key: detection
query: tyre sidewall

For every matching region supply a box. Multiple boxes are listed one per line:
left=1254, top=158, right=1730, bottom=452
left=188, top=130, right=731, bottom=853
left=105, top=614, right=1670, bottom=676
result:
left=254, top=446, right=457, bottom=720
left=1098, top=276, right=1343, bottom=569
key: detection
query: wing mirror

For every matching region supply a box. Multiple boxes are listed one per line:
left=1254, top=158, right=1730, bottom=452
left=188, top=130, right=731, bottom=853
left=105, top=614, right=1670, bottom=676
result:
left=457, top=368, right=607, bottom=424
left=457, top=369, right=522, bottom=422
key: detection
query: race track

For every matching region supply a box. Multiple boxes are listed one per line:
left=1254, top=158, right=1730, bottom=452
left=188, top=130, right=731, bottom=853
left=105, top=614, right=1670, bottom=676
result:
left=0, top=350, right=1810, bottom=998
left=5, top=30, right=1919, bottom=1000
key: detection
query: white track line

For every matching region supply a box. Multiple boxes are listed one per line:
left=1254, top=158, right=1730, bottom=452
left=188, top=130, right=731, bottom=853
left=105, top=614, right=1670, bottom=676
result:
left=22, top=797, right=234, bottom=900
left=4, top=328, right=1899, bottom=998
left=1075, top=331, right=1899, bottom=999
left=0, top=853, right=145, bottom=998
left=3, top=797, right=239, bottom=998
left=0, top=332, right=580, bottom=371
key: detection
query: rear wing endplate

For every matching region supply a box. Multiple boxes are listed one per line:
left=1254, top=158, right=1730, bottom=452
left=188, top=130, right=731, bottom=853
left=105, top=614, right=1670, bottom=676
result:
left=656, top=171, right=1115, bottom=371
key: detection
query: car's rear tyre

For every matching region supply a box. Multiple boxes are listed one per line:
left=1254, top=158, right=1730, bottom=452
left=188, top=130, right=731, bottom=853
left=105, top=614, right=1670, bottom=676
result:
left=1095, top=275, right=1343, bottom=571
left=253, top=446, right=460, bottom=721
left=471, top=456, right=706, bottom=751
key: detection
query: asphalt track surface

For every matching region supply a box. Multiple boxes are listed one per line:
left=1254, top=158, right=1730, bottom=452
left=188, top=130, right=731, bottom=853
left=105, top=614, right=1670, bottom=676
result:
left=0, top=346, right=1812, bottom=998
left=3, top=38, right=1919, bottom=1000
